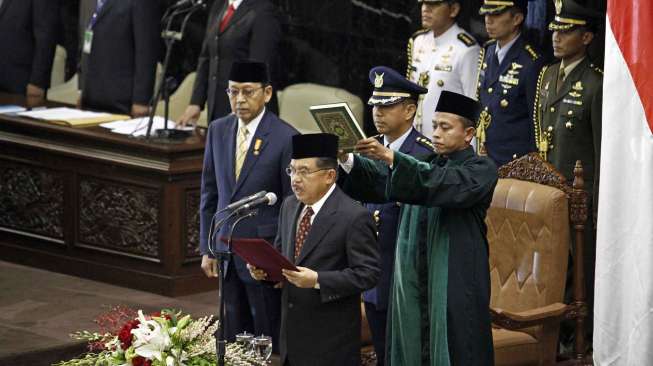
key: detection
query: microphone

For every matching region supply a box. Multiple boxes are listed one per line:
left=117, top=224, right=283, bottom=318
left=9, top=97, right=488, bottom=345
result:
left=223, top=191, right=267, bottom=212
left=234, top=192, right=278, bottom=213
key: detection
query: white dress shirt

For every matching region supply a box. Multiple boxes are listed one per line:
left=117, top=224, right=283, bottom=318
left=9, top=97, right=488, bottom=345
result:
left=237, top=107, right=265, bottom=151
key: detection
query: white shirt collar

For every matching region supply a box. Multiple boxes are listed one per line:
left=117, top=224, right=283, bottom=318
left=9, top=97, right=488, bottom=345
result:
left=433, top=23, right=460, bottom=46
left=383, top=127, right=414, bottom=152
left=560, top=57, right=586, bottom=80
left=496, top=33, right=521, bottom=64
left=302, top=183, right=336, bottom=224
left=238, top=107, right=265, bottom=137
left=230, top=0, right=243, bottom=9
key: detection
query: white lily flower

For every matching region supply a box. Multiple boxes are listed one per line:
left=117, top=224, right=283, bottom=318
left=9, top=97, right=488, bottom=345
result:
left=131, top=310, right=172, bottom=361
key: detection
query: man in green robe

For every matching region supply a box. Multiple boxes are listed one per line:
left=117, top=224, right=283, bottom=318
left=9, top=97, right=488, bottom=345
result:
left=340, top=90, right=497, bottom=365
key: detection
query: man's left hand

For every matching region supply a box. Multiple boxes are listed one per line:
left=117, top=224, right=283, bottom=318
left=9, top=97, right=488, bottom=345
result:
left=131, top=103, right=149, bottom=117
left=355, top=137, right=394, bottom=166
left=282, top=267, right=318, bottom=289
left=26, top=84, right=45, bottom=108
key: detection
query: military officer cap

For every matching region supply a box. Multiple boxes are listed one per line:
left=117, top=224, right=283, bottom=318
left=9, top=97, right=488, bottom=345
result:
left=368, top=66, right=428, bottom=106
left=292, top=133, right=339, bottom=160
left=417, top=0, right=457, bottom=3
left=479, top=0, right=528, bottom=15
left=549, top=0, right=602, bottom=32
left=435, top=90, right=481, bottom=126
left=229, top=60, right=270, bottom=84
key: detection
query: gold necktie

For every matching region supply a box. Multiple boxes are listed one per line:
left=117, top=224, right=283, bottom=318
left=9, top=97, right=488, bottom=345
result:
left=235, top=127, right=249, bottom=180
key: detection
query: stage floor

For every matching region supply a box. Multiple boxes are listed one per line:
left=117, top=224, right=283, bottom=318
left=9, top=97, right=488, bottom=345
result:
left=0, top=260, right=218, bottom=362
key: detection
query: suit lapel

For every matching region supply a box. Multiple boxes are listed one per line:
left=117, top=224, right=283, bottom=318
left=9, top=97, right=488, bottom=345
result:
left=399, top=129, right=419, bottom=154
left=296, top=187, right=340, bottom=265
left=223, top=115, right=238, bottom=189
left=547, top=58, right=589, bottom=107
left=232, top=111, right=271, bottom=198
left=221, top=0, right=254, bottom=34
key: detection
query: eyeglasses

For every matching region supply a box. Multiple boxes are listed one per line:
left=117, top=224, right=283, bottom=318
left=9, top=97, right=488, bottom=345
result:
left=285, top=167, right=332, bottom=179
left=225, top=87, right=263, bottom=99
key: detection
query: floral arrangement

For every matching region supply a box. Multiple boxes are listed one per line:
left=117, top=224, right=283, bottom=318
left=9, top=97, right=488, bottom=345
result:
left=54, top=306, right=266, bottom=366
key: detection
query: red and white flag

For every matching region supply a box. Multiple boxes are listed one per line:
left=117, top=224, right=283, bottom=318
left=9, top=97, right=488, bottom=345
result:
left=594, top=1, right=653, bottom=365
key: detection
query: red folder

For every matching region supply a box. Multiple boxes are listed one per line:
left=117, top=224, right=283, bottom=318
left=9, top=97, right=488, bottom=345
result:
left=222, top=238, right=298, bottom=282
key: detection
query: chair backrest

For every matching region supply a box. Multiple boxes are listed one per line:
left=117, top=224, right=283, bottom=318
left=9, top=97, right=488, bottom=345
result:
left=486, top=154, right=571, bottom=312
left=155, top=72, right=197, bottom=122
left=47, top=73, right=79, bottom=105
left=50, top=45, right=67, bottom=88
left=277, top=83, right=365, bottom=134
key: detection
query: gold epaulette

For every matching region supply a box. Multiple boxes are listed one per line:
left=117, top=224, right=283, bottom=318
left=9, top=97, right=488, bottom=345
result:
left=590, top=63, right=604, bottom=75
left=457, top=33, right=477, bottom=47
left=416, top=136, right=434, bottom=151
left=411, top=28, right=429, bottom=39
left=525, top=44, right=539, bottom=60
left=483, top=39, right=496, bottom=48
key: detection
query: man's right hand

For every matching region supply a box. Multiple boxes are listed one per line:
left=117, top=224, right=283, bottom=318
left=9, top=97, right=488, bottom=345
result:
left=201, top=254, right=218, bottom=278
left=178, top=105, right=202, bottom=127
left=247, top=263, right=268, bottom=281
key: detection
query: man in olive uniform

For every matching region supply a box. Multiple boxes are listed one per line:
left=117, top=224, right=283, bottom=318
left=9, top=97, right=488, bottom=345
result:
left=339, top=66, right=433, bottom=366
left=341, top=90, right=497, bottom=365
left=477, top=0, right=545, bottom=166
left=534, top=0, right=603, bottom=341
left=407, top=0, right=481, bottom=138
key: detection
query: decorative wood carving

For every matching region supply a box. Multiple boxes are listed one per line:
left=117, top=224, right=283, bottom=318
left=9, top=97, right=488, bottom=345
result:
left=185, top=190, right=201, bottom=258
left=79, top=178, right=159, bottom=257
left=0, top=163, right=64, bottom=238
left=498, top=153, right=572, bottom=196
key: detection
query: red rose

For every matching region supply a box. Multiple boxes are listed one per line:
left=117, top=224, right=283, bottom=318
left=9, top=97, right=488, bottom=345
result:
left=118, top=319, right=140, bottom=349
left=132, top=356, right=152, bottom=366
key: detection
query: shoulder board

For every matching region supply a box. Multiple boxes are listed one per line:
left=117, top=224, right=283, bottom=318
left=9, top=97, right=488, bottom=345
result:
left=416, top=136, right=434, bottom=150
left=457, top=33, right=477, bottom=47
left=590, top=63, right=604, bottom=75
left=524, top=44, right=539, bottom=60
left=411, top=28, right=429, bottom=39
left=483, top=39, right=496, bottom=48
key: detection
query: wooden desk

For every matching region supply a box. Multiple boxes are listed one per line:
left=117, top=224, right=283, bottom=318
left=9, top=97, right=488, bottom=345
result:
left=0, top=94, right=216, bottom=296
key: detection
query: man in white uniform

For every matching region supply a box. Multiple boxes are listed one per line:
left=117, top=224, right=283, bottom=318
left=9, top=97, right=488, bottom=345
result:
left=407, top=0, right=481, bottom=138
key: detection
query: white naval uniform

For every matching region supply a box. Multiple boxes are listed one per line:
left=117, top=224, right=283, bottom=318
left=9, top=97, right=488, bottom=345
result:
left=407, top=24, right=481, bottom=139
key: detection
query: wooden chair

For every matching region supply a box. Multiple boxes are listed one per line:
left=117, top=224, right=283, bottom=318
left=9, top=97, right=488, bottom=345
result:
left=487, top=153, right=590, bottom=365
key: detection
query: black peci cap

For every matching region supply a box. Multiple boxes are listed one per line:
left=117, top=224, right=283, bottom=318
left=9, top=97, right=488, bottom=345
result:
left=291, top=133, right=339, bottom=160
left=435, top=91, right=482, bottom=124
left=228, top=60, right=270, bottom=83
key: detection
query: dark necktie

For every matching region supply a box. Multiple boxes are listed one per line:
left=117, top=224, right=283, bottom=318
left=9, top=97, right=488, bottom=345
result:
left=219, top=3, right=235, bottom=33
left=294, top=207, right=314, bottom=260
left=556, top=68, right=566, bottom=93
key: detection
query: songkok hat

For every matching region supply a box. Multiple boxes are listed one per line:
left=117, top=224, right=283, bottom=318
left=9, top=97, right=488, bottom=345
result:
left=228, top=60, right=270, bottom=83
left=435, top=91, right=482, bottom=124
left=549, top=0, right=602, bottom=31
left=292, top=133, right=339, bottom=160
left=367, top=66, right=428, bottom=106
left=479, top=0, right=528, bottom=15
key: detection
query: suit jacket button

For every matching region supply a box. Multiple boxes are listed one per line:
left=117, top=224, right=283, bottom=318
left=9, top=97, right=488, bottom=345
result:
left=288, top=302, right=294, bottom=309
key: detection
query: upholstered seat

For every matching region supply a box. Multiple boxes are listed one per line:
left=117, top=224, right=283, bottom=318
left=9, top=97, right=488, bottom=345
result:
left=487, top=154, right=590, bottom=365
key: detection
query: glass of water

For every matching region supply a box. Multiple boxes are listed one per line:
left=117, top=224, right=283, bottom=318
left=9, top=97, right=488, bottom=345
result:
left=253, top=334, right=273, bottom=361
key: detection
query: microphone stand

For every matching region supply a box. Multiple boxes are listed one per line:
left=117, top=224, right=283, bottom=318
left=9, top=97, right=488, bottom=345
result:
left=144, top=2, right=205, bottom=140
left=213, top=208, right=258, bottom=366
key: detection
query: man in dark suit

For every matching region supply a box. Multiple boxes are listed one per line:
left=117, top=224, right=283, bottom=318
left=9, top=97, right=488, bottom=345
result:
left=200, top=61, right=298, bottom=350
left=0, top=0, right=58, bottom=106
left=477, top=0, right=545, bottom=166
left=339, top=66, right=433, bottom=366
left=78, top=0, right=160, bottom=116
left=249, top=133, right=380, bottom=366
left=179, top=0, right=282, bottom=125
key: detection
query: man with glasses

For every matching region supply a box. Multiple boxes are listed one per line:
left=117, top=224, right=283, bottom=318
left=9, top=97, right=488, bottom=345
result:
left=249, top=133, right=380, bottom=366
left=199, top=60, right=298, bottom=351
left=340, top=65, right=434, bottom=365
